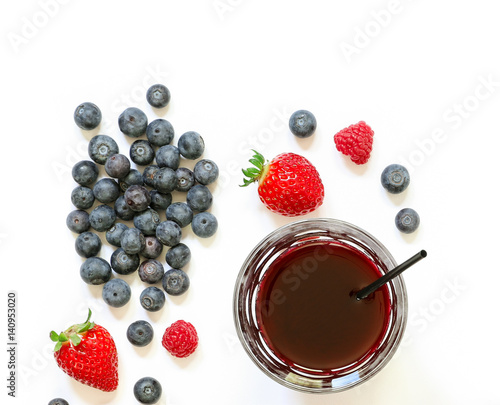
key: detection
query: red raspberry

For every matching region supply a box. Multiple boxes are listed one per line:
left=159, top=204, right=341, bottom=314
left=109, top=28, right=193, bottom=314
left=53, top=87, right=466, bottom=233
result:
left=162, top=320, right=198, bottom=358
left=333, top=121, right=374, bottom=165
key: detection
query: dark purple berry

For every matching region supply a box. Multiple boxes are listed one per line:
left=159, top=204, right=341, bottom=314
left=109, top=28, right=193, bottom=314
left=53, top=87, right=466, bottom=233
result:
left=138, top=259, right=165, bottom=284
left=124, top=185, right=151, bottom=212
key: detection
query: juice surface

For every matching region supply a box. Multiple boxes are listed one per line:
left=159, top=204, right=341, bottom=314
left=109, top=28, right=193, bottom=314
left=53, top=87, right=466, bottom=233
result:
left=256, top=241, right=390, bottom=371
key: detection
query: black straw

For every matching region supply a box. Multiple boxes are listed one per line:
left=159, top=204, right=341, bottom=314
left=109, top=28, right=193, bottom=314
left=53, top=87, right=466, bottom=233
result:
left=356, top=250, right=427, bottom=300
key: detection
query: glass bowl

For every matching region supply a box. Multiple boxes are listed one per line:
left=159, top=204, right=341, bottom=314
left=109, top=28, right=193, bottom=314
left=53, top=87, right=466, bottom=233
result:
left=233, top=218, right=407, bottom=394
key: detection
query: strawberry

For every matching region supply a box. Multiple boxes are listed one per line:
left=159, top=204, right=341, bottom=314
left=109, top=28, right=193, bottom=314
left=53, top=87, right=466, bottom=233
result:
left=241, top=150, right=324, bottom=217
left=333, top=121, right=374, bottom=165
left=50, top=309, right=118, bottom=392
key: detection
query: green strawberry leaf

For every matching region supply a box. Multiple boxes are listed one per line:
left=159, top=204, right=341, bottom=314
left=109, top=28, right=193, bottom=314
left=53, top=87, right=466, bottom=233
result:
left=70, top=334, right=82, bottom=346
left=241, top=150, right=268, bottom=187
left=240, top=178, right=255, bottom=187
left=248, top=158, right=262, bottom=170
left=78, top=321, right=95, bottom=334
left=51, top=308, right=94, bottom=351
left=251, top=150, right=265, bottom=165
left=242, top=168, right=260, bottom=177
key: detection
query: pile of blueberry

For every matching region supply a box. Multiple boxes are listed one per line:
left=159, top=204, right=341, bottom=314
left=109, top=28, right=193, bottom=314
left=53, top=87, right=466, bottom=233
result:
left=67, top=84, right=219, bottom=311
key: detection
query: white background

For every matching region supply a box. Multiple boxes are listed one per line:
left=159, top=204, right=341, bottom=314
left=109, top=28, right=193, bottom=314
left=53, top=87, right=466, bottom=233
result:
left=2, top=0, right=500, bottom=404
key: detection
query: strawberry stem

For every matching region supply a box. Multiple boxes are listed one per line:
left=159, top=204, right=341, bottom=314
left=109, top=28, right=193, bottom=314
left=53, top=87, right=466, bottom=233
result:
left=50, top=309, right=95, bottom=352
left=240, top=150, right=267, bottom=187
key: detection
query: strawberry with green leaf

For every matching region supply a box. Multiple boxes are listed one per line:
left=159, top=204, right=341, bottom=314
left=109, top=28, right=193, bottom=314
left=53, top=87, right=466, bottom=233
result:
left=241, top=150, right=324, bottom=217
left=50, top=309, right=118, bottom=392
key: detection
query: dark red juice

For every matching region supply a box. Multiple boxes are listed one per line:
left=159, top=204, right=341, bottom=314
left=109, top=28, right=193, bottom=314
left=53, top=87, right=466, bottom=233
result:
left=256, top=241, right=391, bottom=372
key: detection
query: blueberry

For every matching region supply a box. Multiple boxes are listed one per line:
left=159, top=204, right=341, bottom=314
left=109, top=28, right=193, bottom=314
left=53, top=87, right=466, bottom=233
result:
left=88, top=135, right=119, bottom=165
left=133, top=376, right=162, bottom=404
left=114, top=195, right=135, bottom=221
left=153, top=167, right=177, bottom=194
left=140, top=286, right=166, bottom=312
left=71, top=186, right=95, bottom=210
left=162, top=269, right=190, bottom=296
left=66, top=210, right=90, bottom=233
left=165, top=243, right=191, bottom=269
left=127, top=320, right=154, bottom=347
left=146, top=119, right=174, bottom=147
left=102, top=278, right=131, bottom=308
left=141, top=236, right=163, bottom=259
left=130, top=140, right=155, bottom=166
left=124, top=185, right=151, bottom=212
left=289, top=110, right=317, bottom=138
left=395, top=208, right=420, bottom=234
left=166, top=202, right=193, bottom=228
left=104, top=153, right=131, bottom=179
left=74, top=102, right=101, bottom=130
left=120, top=227, right=146, bottom=255
left=186, top=184, right=213, bottom=212
left=75, top=231, right=102, bottom=258
left=155, top=145, right=180, bottom=169
left=93, top=178, right=120, bottom=204
left=142, top=165, right=159, bottom=188
left=175, top=167, right=195, bottom=192
left=72, top=160, right=99, bottom=186
left=134, top=208, right=161, bottom=236
left=146, top=84, right=171, bottom=108
left=106, top=223, right=129, bottom=247
left=118, top=107, right=148, bottom=138
left=48, top=398, right=69, bottom=405
left=381, top=164, right=410, bottom=194
left=149, top=190, right=172, bottom=211
left=191, top=212, right=218, bottom=238
left=194, top=159, right=219, bottom=185
left=119, top=168, right=144, bottom=192
left=138, top=259, right=165, bottom=284
left=89, top=204, right=116, bottom=232
left=156, top=220, right=182, bottom=247
left=80, top=257, right=112, bottom=285
left=178, top=131, right=204, bottom=159
left=110, top=248, right=140, bottom=275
